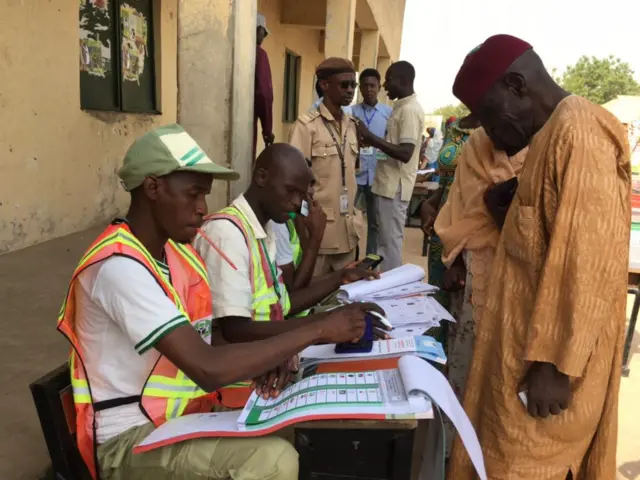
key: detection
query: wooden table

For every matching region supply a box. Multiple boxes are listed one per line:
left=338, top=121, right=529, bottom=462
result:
left=294, top=359, right=434, bottom=480
left=294, top=418, right=427, bottom=480
left=625, top=269, right=640, bottom=376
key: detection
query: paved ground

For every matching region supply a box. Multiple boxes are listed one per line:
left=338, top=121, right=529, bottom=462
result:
left=1, top=226, right=639, bottom=479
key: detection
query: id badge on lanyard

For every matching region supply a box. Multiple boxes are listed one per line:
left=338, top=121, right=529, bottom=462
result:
left=359, top=146, right=374, bottom=156
left=339, top=187, right=349, bottom=215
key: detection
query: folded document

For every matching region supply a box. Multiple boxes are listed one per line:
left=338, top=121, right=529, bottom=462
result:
left=338, top=264, right=437, bottom=302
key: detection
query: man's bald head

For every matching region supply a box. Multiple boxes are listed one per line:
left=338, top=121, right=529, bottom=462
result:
left=251, top=143, right=314, bottom=223
left=254, top=143, right=308, bottom=176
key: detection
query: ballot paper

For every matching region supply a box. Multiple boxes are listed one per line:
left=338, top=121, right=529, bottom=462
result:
left=390, top=326, right=431, bottom=338
left=134, top=355, right=434, bottom=449
left=375, top=295, right=455, bottom=326
left=134, top=356, right=487, bottom=480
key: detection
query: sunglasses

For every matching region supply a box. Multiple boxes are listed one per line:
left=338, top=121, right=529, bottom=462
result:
left=338, top=80, right=358, bottom=89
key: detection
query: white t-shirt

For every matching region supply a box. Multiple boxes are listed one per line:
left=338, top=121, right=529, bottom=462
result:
left=75, top=256, right=190, bottom=444
left=193, top=195, right=287, bottom=319
left=273, top=221, right=293, bottom=266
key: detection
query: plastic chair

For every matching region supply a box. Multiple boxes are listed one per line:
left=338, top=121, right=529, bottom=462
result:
left=29, top=364, right=91, bottom=480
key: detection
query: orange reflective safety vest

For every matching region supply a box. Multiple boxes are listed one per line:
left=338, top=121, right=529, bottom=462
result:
left=202, top=206, right=291, bottom=408
left=57, top=221, right=218, bottom=479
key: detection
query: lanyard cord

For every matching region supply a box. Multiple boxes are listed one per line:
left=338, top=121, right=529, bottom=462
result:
left=259, top=239, right=281, bottom=300
left=318, top=107, right=348, bottom=187
left=363, top=106, right=377, bottom=127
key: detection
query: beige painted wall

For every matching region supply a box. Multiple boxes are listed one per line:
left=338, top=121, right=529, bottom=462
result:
left=258, top=0, right=325, bottom=150
left=368, top=0, right=406, bottom=60
left=177, top=0, right=235, bottom=212
left=0, top=0, right=178, bottom=254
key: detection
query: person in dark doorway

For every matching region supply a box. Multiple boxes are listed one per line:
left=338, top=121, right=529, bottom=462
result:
left=254, top=13, right=274, bottom=161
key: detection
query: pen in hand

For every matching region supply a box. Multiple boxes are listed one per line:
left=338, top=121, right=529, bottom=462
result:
left=367, top=310, right=393, bottom=331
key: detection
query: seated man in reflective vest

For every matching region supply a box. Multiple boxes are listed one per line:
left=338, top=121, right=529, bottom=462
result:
left=194, top=144, right=388, bottom=406
left=59, top=125, right=383, bottom=479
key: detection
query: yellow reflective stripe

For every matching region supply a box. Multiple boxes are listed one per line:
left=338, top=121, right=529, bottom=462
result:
left=71, top=378, right=89, bottom=388
left=89, top=231, right=189, bottom=317
left=58, top=229, right=122, bottom=318
left=73, top=393, right=92, bottom=403
left=287, top=219, right=302, bottom=267
left=222, top=381, right=252, bottom=388
left=171, top=241, right=209, bottom=285
left=77, top=230, right=121, bottom=268
left=219, top=207, right=291, bottom=320
left=147, top=375, right=198, bottom=387
left=69, top=354, right=92, bottom=403
left=167, top=371, right=185, bottom=418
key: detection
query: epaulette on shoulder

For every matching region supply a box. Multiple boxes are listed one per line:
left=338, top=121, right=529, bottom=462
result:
left=299, top=109, right=320, bottom=124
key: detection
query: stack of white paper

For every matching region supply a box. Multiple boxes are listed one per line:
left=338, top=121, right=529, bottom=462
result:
left=374, top=295, right=455, bottom=338
left=337, top=264, right=453, bottom=336
left=338, top=264, right=436, bottom=302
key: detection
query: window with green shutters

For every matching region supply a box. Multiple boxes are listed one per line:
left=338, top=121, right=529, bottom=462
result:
left=79, top=0, right=158, bottom=113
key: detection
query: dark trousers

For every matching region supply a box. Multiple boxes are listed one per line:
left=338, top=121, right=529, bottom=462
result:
left=355, top=184, right=379, bottom=255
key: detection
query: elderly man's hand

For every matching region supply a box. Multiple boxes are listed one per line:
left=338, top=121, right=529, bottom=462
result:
left=419, top=201, right=438, bottom=235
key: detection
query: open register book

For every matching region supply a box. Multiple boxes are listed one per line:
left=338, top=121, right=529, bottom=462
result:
left=133, top=356, right=487, bottom=480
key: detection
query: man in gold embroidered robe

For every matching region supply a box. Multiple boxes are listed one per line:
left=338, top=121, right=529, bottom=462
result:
left=446, top=34, right=631, bottom=480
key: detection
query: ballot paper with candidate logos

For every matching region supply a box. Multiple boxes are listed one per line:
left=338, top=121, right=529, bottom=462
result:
left=375, top=295, right=455, bottom=327
left=134, top=356, right=487, bottom=480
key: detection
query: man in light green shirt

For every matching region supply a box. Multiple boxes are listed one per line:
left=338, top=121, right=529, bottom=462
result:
left=356, top=61, right=425, bottom=271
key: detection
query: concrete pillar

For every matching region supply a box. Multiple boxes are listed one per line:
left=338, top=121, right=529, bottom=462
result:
left=229, top=0, right=257, bottom=199
left=324, top=0, right=356, bottom=59
left=377, top=57, right=392, bottom=105
left=358, top=31, right=379, bottom=72
left=178, top=0, right=256, bottom=211
left=357, top=30, right=379, bottom=102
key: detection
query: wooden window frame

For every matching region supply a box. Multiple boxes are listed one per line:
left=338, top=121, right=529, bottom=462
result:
left=282, top=50, right=301, bottom=123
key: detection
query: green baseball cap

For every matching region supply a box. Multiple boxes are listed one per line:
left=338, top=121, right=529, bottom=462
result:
left=118, top=124, right=240, bottom=191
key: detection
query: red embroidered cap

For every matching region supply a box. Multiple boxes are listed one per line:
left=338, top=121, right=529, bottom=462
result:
left=453, top=34, right=533, bottom=112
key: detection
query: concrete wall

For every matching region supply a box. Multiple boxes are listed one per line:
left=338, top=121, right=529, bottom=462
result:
left=0, top=0, right=178, bottom=254
left=368, top=0, right=406, bottom=60
left=177, top=0, right=235, bottom=212
left=0, top=0, right=407, bottom=253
